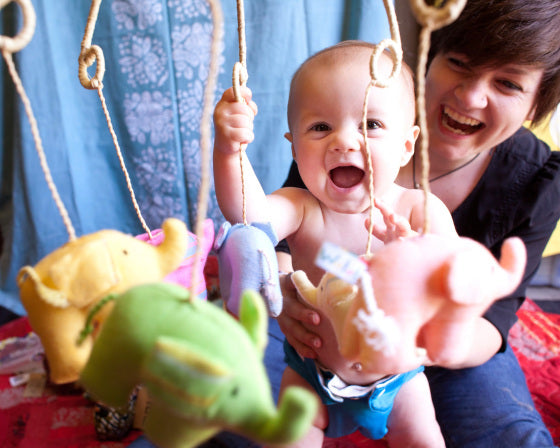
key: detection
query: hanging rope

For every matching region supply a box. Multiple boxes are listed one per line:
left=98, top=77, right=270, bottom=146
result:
left=362, top=0, right=403, bottom=255
left=189, top=0, right=224, bottom=302
left=233, top=0, right=249, bottom=225
left=78, top=0, right=152, bottom=239
left=408, top=0, right=467, bottom=234
left=1, top=0, right=77, bottom=241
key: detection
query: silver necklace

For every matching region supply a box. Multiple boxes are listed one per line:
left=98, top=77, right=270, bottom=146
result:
left=412, top=152, right=481, bottom=189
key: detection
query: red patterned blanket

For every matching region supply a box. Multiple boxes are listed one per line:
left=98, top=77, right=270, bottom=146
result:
left=510, top=299, right=560, bottom=443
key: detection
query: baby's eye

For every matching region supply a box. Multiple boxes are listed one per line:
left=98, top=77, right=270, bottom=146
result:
left=310, top=123, right=330, bottom=132
left=360, top=119, right=381, bottom=131
left=366, top=119, right=381, bottom=130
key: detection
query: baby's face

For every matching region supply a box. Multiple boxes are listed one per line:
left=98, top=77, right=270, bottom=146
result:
left=287, top=48, right=418, bottom=214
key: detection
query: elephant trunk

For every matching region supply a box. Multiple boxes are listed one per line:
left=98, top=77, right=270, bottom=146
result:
left=291, top=271, right=318, bottom=306
left=256, top=387, right=318, bottom=445
left=157, top=218, right=190, bottom=272
left=498, top=237, right=527, bottom=290
left=17, top=266, right=70, bottom=308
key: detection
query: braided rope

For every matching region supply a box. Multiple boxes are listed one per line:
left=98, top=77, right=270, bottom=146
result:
left=78, top=0, right=151, bottom=238
left=189, top=0, right=224, bottom=302
left=0, top=0, right=35, bottom=53
left=233, top=0, right=249, bottom=225
left=409, top=0, right=467, bottom=234
left=1, top=0, right=77, bottom=241
left=362, top=0, right=403, bottom=255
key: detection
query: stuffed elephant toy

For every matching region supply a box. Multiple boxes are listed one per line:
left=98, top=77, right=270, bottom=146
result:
left=17, top=218, right=190, bottom=384
left=80, top=282, right=317, bottom=448
left=292, top=234, right=527, bottom=375
left=214, top=221, right=282, bottom=317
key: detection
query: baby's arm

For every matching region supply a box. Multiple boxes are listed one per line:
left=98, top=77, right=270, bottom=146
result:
left=213, top=86, right=270, bottom=225
left=410, top=191, right=457, bottom=237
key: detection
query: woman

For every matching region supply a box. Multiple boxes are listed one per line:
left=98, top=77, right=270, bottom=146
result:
left=276, top=0, right=560, bottom=446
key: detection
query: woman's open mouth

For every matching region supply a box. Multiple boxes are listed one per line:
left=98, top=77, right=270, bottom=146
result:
left=441, top=106, right=485, bottom=135
left=329, top=166, right=365, bottom=189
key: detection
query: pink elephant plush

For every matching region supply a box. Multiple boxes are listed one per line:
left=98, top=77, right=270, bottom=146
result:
left=292, top=234, right=527, bottom=375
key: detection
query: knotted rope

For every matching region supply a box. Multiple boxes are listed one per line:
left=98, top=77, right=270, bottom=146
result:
left=362, top=0, right=403, bottom=255
left=78, top=0, right=152, bottom=238
left=1, top=0, right=77, bottom=241
left=408, top=0, right=467, bottom=234
left=78, top=0, right=224, bottom=302
left=189, top=0, right=224, bottom=301
left=233, top=0, right=249, bottom=225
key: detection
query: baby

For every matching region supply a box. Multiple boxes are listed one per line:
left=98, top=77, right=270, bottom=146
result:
left=213, top=41, right=456, bottom=447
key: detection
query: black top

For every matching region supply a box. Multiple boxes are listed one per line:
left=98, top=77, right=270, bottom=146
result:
left=279, top=127, right=560, bottom=351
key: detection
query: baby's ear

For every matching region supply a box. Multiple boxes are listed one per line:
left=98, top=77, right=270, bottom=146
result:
left=285, top=132, right=296, bottom=159
left=401, top=125, right=419, bottom=166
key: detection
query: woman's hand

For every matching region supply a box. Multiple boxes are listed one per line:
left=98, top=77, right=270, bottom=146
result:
left=277, top=272, right=323, bottom=359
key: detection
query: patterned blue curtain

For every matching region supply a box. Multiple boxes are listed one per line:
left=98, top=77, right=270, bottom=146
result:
left=0, top=0, right=391, bottom=315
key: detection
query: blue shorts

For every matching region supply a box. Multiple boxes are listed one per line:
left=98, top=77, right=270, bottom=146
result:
left=283, top=340, right=423, bottom=439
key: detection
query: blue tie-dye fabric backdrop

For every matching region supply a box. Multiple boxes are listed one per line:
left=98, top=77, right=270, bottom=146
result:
left=0, top=0, right=391, bottom=315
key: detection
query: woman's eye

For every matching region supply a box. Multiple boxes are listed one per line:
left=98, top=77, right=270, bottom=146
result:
left=310, top=123, right=330, bottom=132
left=448, top=56, right=468, bottom=70
left=499, top=79, right=523, bottom=92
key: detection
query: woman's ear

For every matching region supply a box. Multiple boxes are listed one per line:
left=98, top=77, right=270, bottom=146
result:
left=401, top=125, right=420, bottom=166
left=525, top=105, right=537, bottom=122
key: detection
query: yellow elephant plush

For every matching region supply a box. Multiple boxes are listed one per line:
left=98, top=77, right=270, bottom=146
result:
left=17, top=218, right=191, bottom=384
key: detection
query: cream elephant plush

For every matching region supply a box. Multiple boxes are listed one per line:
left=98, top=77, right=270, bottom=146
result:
left=292, top=234, right=527, bottom=375
left=17, top=218, right=191, bottom=384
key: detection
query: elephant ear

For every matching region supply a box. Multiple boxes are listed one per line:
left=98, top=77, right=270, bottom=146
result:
left=142, top=335, right=233, bottom=417
left=250, top=222, right=279, bottom=246
left=213, top=221, right=232, bottom=251
left=49, top=237, right=119, bottom=308
left=238, top=290, right=268, bottom=356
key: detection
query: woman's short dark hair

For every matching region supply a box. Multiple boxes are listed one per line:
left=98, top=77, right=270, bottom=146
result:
left=428, top=0, right=560, bottom=125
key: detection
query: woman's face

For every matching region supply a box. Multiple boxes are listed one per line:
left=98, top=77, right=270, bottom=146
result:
left=425, top=52, right=544, bottom=162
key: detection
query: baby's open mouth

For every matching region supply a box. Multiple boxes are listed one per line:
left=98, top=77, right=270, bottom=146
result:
left=330, top=166, right=365, bottom=189
left=442, top=106, right=484, bottom=135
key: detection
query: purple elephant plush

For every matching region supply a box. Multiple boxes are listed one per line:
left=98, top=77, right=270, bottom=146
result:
left=214, top=221, right=283, bottom=317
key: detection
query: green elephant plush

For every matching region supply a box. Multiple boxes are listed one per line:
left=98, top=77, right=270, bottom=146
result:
left=80, top=282, right=318, bottom=448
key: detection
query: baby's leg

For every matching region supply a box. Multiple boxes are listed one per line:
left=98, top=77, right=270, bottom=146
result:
left=385, top=372, right=444, bottom=448
left=274, top=367, right=327, bottom=448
